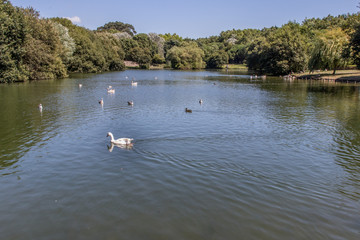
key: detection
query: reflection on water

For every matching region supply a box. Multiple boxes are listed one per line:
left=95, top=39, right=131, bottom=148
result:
left=107, top=143, right=134, bottom=152
left=1, top=70, right=360, bottom=239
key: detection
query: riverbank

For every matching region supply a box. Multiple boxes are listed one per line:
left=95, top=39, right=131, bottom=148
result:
left=124, top=62, right=248, bottom=70
left=295, top=69, right=360, bottom=83
left=223, top=64, right=248, bottom=70
left=123, top=62, right=360, bottom=83
left=124, top=61, right=166, bottom=70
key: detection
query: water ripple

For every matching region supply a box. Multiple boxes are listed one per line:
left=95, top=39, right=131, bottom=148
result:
left=1, top=71, right=360, bottom=239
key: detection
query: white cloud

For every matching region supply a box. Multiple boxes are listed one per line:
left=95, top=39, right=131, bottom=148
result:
left=65, top=16, right=81, bottom=24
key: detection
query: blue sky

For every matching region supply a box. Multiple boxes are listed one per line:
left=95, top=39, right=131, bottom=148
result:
left=10, top=0, right=359, bottom=39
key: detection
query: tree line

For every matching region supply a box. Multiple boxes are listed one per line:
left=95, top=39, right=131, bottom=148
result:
left=2, top=0, right=360, bottom=83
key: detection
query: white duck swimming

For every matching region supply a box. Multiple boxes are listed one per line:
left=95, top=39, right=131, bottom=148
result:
left=107, top=88, right=115, bottom=94
left=107, top=132, right=133, bottom=145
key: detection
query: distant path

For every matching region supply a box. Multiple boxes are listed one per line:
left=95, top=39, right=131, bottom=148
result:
left=124, top=61, right=139, bottom=68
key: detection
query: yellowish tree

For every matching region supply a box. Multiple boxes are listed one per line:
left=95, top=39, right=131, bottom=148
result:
left=309, top=28, right=350, bottom=74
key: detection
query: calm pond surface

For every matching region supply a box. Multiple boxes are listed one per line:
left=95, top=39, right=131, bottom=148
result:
left=1, top=70, right=360, bottom=239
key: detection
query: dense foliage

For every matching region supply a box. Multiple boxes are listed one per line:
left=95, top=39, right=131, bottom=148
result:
left=23, top=9, right=67, bottom=80
left=166, top=42, right=205, bottom=69
left=0, top=0, right=28, bottom=82
left=97, top=21, right=136, bottom=36
left=246, top=23, right=309, bottom=74
left=1, top=0, right=360, bottom=83
left=51, top=17, right=126, bottom=73
left=309, top=28, right=349, bottom=74
left=0, top=0, right=127, bottom=82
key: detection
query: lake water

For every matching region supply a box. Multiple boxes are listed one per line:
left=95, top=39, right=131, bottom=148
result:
left=1, top=70, right=360, bottom=239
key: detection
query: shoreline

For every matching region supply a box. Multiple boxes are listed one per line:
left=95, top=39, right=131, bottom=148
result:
left=294, top=70, right=360, bottom=83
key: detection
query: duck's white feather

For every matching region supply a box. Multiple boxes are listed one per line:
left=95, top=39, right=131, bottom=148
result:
left=107, top=132, right=133, bottom=145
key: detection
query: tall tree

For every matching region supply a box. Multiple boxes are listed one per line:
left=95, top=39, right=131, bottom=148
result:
left=247, top=22, right=309, bottom=75
left=52, top=17, right=127, bottom=73
left=0, top=0, right=27, bottom=82
left=351, top=24, right=360, bottom=68
left=22, top=7, right=67, bottom=80
left=309, top=28, right=349, bottom=74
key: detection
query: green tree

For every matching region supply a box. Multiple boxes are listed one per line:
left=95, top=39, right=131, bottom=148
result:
left=303, top=14, right=360, bottom=33
left=128, top=46, right=152, bottom=68
left=161, top=33, right=184, bottom=57
left=159, top=33, right=183, bottom=42
left=200, top=42, right=224, bottom=60
left=247, top=22, right=309, bottom=75
left=119, top=38, right=139, bottom=60
left=95, top=32, right=125, bottom=71
left=163, top=39, right=181, bottom=57
left=227, top=44, right=248, bottom=64
left=206, top=50, right=228, bottom=69
left=22, top=8, right=67, bottom=80
left=166, top=42, right=205, bottom=69
left=309, top=28, right=349, bottom=74
left=52, top=17, right=125, bottom=73
left=133, top=33, right=157, bottom=56
left=350, top=23, right=360, bottom=68
left=122, top=33, right=157, bottom=68
left=0, top=0, right=27, bottom=83
left=97, top=21, right=136, bottom=36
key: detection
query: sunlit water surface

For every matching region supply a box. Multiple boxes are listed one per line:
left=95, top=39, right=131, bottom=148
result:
left=1, top=70, right=360, bottom=239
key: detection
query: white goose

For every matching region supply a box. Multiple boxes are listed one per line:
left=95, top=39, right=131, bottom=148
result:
left=107, top=88, right=115, bottom=94
left=131, top=80, right=138, bottom=86
left=107, top=132, right=133, bottom=145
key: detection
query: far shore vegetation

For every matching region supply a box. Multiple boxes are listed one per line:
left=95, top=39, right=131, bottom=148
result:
left=2, top=0, right=360, bottom=83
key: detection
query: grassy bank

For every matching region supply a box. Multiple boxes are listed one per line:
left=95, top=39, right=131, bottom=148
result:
left=223, top=64, right=248, bottom=70
left=295, top=69, right=360, bottom=82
